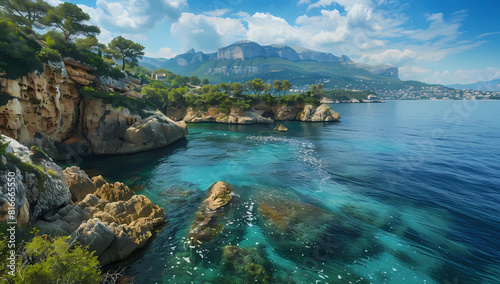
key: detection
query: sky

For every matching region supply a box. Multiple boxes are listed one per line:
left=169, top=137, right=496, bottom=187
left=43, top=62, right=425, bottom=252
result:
left=49, top=0, right=500, bottom=85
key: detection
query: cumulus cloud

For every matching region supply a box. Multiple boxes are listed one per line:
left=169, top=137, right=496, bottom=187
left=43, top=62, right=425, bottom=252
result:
left=145, top=47, right=176, bottom=58
left=360, top=49, right=417, bottom=65
left=170, top=13, right=246, bottom=52
left=79, top=0, right=187, bottom=33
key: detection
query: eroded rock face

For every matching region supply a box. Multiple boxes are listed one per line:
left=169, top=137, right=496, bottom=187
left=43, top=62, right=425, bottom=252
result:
left=0, top=135, right=71, bottom=225
left=0, top=61, right=82, bottom=156
left=94, top=181, right=134, bottom=203
left=83, top=100, right=187, bottom=155
left=63, top=166, right=97, bottom=202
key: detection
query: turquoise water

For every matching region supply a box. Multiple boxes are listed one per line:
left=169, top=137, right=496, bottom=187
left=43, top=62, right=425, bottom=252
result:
left=71, top=100, right=500, bottom=283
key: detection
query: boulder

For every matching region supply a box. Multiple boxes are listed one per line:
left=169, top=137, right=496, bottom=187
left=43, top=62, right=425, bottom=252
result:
left=91, top=175, right=107, bottom=188
left=274, top=123, right=288, bottom=132
left=63, top=166, right=97, bottom=202
left=94, top=181, right=134, bottom=203
left=275, top=104, right=299, bottom=121
left=103, top=194, right=164, bottom=225
left=300, top=103, right=341, bottom=122
left=206, top=181, right=233, bottom=211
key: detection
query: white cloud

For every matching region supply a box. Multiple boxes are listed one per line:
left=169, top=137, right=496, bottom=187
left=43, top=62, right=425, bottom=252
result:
left=304, top=0, right=373, bottom=11
left=145, top=47, right=176, bottom=59
left=79, top=0, right=187, bottom=33
left=46, top=0, right=62, bottom=5
left=360, top=49, right=417, bottom=65
left=170, top=13, right=246, bottom=52
left=399, top=66, right=431, bottom=79
left=203, top=8, right=231, bottom=17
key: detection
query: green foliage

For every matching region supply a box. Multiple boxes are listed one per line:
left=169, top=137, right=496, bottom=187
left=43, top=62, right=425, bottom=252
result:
left=75, top=36, right=104, bottom=51
left=0, top=0, right=52, bottom=30
left=46, top=169, right=58, bottom=178
left=260, top=93, right=278, bottom=105
left=30, top=145, right=49, bottom=161
left=0, top=18, right=42, bottom=79
left=202, top=78, right=209, bottom=85
left=37, top=47, right=61, bottom=62
left=41, top=2, right=100, bottom=41
left=7, top=234, right=103, bottom=283
left=6, top=152, right=48, bottom=191
left=106, top=36, right=145, bottom=71
left=45, top=35, right=55, bottom=48
left=245, top=78, right=265, bottom=96
left=189, top=75, right=201, bottom=85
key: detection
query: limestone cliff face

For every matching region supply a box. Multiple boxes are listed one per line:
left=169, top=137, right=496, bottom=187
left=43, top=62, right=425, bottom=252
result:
left=82, top=98, right=187, bottom=155
left=0, top=60, right=82, bottom=155
left=0, top=58, right=186, bottom=158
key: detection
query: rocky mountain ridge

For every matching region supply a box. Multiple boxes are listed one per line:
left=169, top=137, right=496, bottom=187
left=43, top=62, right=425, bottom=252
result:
left=139, top=41, right=399, bottom=81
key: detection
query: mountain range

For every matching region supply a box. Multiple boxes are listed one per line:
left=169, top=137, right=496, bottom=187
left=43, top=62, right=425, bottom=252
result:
left=448, top=79, right=500, bottom=92
left=139, top=41, right=402, bottom=89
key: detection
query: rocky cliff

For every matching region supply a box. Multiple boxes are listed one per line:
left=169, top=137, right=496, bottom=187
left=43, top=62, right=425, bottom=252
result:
left=0, top=58, right=187, bottom=159
left=180, top=103, right=340, bottom=124
left=0, top=137, right=166, bottom=265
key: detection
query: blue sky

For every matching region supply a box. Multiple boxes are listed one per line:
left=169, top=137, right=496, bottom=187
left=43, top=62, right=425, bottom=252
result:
left=51, top=0, right=500, bottom=85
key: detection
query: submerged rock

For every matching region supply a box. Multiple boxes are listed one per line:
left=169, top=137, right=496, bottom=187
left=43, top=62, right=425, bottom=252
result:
left=222, top=246, right=270, bottom=283
left=274, top=123, right=288, bottom=132
left=256, top=189, right=334, bottom=257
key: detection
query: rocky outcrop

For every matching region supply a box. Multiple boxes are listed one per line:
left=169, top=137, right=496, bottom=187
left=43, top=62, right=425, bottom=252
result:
left=187, top=181, right=234, bottom=246
left=63, top=166, right=97, bottom=202
left=82, top=99, right=187, bottom=155
left=34, top=168, right=165, bottom=265
left=299, top=103, right=341, bottom=122
left=274, top=123, right=288, bottom=132
left=183, top=107, right=274, bottom=125
left=0, top=135, right=70, bottom=225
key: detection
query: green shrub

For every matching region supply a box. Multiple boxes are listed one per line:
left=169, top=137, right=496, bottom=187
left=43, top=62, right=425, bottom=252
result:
left=1, top=234, right=102, bottom=283
left=0, top=136, right=9, bottom=156
left=38, top=47, right=62, bottom=62
left=47, top=169, right=58, bottom=178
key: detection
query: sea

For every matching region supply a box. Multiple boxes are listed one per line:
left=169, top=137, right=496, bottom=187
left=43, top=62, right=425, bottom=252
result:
left=68, top=100, right=500, bottom=283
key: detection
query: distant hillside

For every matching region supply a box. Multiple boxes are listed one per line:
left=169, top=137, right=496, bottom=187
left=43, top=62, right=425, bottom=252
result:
left=448, top=79, right=500, bottom=92
left=139, top=41, right=401, bottom=88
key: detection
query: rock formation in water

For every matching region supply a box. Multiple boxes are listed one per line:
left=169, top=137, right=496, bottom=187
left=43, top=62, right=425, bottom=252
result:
left=274, top=123, right=288, bottom=132
left=0, top=58, right=187, bottom=159
left=0, top=136, right=165, bottom=265
left=187, top=181, right=234, bottom=246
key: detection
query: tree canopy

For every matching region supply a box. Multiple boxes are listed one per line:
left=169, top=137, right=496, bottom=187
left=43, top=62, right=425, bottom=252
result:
left=107, top=36, right=145, bottom=71
left=0, top=0, right=51, bottom=30
left=40, top=2, right=100, bottom=41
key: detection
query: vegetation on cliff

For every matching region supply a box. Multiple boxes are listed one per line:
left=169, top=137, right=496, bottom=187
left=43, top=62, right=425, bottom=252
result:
left=0, top=0, right=144, bottom=81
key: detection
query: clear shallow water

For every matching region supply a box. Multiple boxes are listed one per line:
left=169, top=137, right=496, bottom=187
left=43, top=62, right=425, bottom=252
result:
left=70, top=100, right=500, bottom=283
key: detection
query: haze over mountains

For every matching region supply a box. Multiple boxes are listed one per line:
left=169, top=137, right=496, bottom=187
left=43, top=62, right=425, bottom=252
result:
left=448, top=79, right=500, bottom=92
left=139, top=41, right=401, bottom=89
